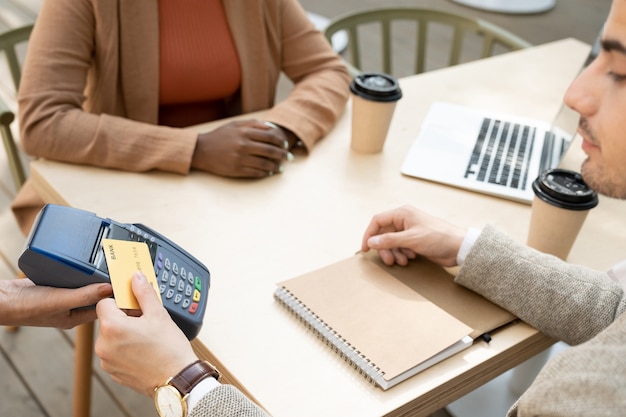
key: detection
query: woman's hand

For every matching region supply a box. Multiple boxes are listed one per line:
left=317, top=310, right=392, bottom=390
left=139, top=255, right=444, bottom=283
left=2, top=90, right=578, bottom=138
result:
left=192, top=119, right=295, bottom=178
left=0, top=278, right=112, bottom=328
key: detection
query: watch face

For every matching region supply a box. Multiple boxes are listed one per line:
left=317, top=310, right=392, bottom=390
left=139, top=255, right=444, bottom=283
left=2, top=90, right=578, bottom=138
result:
left=155, top=385, right=186, bottom=417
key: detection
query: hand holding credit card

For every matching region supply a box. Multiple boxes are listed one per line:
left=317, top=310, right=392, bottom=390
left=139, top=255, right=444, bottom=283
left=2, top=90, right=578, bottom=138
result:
left=102, top=238, right=162, bottom=309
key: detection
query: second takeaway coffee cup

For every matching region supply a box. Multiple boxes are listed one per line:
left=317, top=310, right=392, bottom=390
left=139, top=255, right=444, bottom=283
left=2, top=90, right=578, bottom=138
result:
left=350, top=72, right=402, bottom=153
left=527, top=168, right=599, bottom=260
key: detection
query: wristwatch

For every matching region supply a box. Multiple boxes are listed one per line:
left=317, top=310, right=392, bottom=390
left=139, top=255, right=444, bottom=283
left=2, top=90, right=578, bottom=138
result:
left=154, top=360, right=221, bottom=417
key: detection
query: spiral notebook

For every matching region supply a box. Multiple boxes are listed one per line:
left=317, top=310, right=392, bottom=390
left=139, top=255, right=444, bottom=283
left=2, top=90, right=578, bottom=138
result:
left=274, top=253, right=516, bottom=390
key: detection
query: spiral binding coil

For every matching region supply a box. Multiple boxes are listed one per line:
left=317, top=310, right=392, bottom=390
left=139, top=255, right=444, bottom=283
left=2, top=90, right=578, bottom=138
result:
left=273, top=286, right=385, bottom=387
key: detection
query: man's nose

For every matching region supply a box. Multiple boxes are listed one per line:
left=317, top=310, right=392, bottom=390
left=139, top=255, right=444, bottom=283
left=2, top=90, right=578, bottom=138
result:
left=563, top=63, right=600, bottom=118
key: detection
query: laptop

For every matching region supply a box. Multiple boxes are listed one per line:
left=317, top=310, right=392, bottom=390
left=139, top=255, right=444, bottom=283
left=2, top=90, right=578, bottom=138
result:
left=400, top=101, right=580, bottom=204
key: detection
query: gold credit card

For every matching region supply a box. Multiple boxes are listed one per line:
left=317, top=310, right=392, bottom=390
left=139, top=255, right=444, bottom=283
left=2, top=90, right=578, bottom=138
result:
left=102, top=238, right=162, bottom=309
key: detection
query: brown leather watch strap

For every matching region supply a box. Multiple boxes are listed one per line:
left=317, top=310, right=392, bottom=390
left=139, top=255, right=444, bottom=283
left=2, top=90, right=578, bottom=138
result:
left=168, top=360, right=220, bottom=396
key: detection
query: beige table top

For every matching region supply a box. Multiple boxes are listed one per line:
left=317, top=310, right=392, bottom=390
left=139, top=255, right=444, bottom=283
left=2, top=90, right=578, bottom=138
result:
left=30, top=38, right=626, bottom=416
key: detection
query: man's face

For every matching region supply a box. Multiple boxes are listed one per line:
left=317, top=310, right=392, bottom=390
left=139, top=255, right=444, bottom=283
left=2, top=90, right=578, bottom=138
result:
left=564, top=0, right=626, bottom=199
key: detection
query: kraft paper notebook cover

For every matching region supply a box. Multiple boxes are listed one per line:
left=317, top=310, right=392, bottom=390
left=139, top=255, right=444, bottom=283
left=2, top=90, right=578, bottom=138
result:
left=274, top=253, right=515, bottom=390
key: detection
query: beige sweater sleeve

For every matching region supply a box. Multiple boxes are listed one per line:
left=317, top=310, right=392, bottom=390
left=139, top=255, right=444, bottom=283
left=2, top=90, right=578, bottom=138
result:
left=190, top=385, right=270, bottom=417
left=455, top=224, right=626, bottom=345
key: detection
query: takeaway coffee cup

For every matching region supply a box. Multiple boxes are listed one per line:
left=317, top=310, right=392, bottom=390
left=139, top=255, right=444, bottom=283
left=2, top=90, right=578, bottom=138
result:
left=527, top=168, right=599, bottom=260
left=349, top=72, right=402, bottom=153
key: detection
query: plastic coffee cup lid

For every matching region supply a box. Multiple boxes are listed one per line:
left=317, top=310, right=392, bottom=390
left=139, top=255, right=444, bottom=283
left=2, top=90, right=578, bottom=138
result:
left=532, top=168, right=598, bottom=210
left=350, top=72, right=402, bottom=102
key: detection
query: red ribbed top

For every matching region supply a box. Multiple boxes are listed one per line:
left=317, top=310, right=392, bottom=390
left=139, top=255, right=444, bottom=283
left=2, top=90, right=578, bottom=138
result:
left=158, top=0, right=241, bottom=127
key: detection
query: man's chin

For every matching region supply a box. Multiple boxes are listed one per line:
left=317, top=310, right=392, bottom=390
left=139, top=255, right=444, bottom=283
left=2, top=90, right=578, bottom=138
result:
left=581, top=160, right=626, bottom=200
left=581, top=159, right=604, bottom=194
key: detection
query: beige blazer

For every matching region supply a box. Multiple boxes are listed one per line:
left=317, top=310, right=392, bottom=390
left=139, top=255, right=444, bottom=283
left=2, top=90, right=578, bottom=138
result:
left=13, top=0, right=350, bottom=233
left=457, top=225, right=626, bottom=416
left=190, top=385, right=269, bottom=417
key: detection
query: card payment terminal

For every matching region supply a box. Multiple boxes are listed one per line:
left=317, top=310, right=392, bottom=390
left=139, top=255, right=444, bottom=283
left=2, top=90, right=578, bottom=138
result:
left=18, top=204, right=210, bottom=340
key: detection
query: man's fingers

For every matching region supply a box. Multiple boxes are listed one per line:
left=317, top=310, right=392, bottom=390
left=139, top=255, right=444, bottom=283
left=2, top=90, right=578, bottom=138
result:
left=96, top=297, right=125, bottom=320
left=131, top=272, right=164, bottom=315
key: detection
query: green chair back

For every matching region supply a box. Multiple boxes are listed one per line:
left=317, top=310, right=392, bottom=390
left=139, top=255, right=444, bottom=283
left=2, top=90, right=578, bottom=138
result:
left=323, top=8, right=532, bottom=77
left=0, top=24, right=34, bottom=191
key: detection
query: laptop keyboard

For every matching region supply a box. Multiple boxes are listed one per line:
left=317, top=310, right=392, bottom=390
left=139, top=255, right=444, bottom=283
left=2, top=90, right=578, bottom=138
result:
left=464, top=118, right=542, bottom=191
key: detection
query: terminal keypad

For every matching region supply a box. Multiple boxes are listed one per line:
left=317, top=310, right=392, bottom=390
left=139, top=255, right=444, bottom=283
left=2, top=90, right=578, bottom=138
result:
left=125, top=225, right=203, bottom=317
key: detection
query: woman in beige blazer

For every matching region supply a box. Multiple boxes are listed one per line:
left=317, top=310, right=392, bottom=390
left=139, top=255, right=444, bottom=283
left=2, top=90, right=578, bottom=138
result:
left=13, top=0, right=351, bottom=234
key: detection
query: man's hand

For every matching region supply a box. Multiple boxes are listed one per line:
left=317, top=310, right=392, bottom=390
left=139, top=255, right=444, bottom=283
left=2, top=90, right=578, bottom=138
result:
left=95, top=272, right=198, bottom=397
left=361, top=205, right=467, bottom=268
